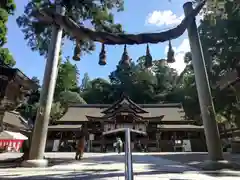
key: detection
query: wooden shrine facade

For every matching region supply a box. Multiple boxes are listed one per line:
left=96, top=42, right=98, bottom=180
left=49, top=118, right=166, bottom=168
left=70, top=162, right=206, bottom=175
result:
left=47, top=95, right=207, bottom=152
left=0, top=60, right=38, bottom=133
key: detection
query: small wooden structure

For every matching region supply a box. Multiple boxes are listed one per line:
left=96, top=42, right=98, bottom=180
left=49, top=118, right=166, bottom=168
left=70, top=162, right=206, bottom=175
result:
left=0, top=60, right=38, bottom=132
left=48, top=95, right=206, bottom=152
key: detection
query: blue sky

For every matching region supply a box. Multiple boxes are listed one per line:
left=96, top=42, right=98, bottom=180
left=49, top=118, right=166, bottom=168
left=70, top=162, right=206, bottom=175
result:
left=6, top=0, right=191, bottom=84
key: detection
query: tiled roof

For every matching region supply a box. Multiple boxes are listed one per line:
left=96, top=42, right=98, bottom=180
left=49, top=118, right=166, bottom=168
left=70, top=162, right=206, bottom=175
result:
left=48, top=124, right=82, bottom=131
left=101, top=95, right=148, bottom=114
left=58, top=103, right=186, bottom=122
left=3, top=111, right=30, bottom=130
left=158, top=124, right=204, bottom=131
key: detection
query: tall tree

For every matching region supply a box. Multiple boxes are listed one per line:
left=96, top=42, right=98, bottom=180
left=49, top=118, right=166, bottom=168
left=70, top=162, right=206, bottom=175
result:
left=82, top=78, right=113, bottom=104
left=174, top=0, right=240, bottom=123
left=0, top=0, right=16, bottom=66
left=55, top=57, right=79, bottom=98
left=80, top=73, right=91, bottom=92
left=17, top=0, right=124, bottom=57
left=0, top=48, right=15, bottom=67
left=198, top=0, right=240, bottom=125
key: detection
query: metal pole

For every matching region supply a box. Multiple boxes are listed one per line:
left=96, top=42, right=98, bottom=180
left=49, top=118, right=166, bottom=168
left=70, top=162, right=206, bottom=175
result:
left=24, top=0, right=65, bottom=165
left=183, top=2, right=223, bottom=161
left=125, top=128, right=133, bottom=180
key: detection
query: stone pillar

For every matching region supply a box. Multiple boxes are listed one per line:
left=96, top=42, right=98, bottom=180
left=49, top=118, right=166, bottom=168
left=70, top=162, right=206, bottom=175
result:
left=21, top=1, right=65, bottom=167
left=183, top=2, right=223, bottom=161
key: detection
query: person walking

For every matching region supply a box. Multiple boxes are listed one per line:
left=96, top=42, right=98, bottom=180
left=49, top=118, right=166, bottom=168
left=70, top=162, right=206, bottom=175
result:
left=116, top=137, right=123, bottom=154
left=75, top=136, right=85, bottom=160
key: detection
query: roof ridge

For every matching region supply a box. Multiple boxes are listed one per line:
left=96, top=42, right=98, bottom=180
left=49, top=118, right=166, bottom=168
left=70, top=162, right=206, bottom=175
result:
left=69, top=103, right=183, bottom=108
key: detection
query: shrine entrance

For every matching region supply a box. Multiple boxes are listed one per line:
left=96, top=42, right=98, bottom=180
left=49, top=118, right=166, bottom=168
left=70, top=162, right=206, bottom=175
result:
left=102, top=117, right=148, bottom=152
left=103, top=128, right=147, bottom=153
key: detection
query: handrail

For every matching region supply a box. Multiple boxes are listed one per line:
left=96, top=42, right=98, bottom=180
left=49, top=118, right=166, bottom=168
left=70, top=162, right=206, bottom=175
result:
left=102, top=127, right=147, bottom=180
left=125, top=128, right=133, bottom=180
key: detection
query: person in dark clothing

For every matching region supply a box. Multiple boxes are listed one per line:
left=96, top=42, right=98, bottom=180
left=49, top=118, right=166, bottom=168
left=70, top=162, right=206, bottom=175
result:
left=75, top=136, right=85, bottom=160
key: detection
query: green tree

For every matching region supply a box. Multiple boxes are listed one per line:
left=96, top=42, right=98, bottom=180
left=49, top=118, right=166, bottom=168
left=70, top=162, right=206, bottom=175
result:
left=31, top=76, right=40, bottom=85
left=17, top=0, right=124, bottom=57
left=198, top=1, right=240, bottom=126
left=171, top=0, right=240, bottom=123
left=80, top=73, right=91, bottom=92
left=82, top=78, right=113, bottom=104
left=55, top=57, right=79, bottom=98
left=59, top=91, right=86, bottom=105
left=0, top=0, right=16, bottom=66
left=0, top=48, right=15, bottom=67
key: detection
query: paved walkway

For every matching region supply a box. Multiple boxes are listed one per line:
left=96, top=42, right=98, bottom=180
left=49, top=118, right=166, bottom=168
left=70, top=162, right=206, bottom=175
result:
left=0, top=152, right=239, bottom=179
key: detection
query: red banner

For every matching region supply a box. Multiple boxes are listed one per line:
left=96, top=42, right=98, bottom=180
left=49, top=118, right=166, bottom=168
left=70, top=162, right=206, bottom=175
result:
left=0, top=140, right=24, bottom=152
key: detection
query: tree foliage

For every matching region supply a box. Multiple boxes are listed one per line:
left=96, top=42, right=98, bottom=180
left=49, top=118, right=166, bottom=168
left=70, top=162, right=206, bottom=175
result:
left=176, top=0, right=240, bottom=124
left=0, top=0, right=16, bottom=66
left=55, top=57, right=79, bottom=98
left=16, top=0, right=124, bottom=56
left=0, top=48, right=15, bottom=67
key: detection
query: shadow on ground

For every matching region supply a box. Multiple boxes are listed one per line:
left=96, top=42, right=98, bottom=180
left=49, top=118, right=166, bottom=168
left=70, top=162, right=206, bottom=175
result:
left=0, top=153, right=239, bottom=179
left=151, top=152, right=240, bottom=169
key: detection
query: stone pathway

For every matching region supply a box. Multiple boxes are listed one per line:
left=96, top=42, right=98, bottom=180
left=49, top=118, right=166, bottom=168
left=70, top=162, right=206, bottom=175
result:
left=148, top=152, right=240, bottom=169
left=0, top=152, right=239, bottom=179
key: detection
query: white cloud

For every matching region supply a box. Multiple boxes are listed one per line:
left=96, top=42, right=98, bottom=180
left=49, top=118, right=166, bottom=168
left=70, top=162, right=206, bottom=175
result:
left=164, top=39, right=190, bottom=73
left=146, top=10, right=184, bottom=26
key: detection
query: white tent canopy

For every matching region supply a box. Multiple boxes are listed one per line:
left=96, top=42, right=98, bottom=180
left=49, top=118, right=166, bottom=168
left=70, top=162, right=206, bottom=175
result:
left=0, top=130, right=28, bottom=140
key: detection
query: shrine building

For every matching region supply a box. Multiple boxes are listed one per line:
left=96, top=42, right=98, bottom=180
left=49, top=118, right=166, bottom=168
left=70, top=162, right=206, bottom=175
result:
left=47, top=95, right=206, bottom=152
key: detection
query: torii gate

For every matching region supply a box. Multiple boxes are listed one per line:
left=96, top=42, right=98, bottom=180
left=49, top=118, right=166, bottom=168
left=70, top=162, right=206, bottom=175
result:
left=23, top=0, right=228, bottom=170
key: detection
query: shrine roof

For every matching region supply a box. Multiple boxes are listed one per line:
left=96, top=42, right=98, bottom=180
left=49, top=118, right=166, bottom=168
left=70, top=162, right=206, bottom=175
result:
left=86, top=113, right=165, bottom=122
left=58, top=102, right=186, bottom=123
left=0, top=63, right=39, bottom=90
left=48, top=124, right=82, bottom=131
left=158, top=124, right=204, bottom=131
left=101, top=94, right=148, bottom=114
left=3, top=111, right=31, bottom=131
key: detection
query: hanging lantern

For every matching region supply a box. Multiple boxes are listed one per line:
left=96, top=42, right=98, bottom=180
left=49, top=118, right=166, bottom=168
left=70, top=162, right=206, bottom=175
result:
left=144, top=44, right=153, bottom=68
left=120, top=44, right=131, bottom=68
left=167, top=40, right=175, bottom=63
left=72, top=42, right=81, bottom=61
left=99, top=44, right=106, bottom=65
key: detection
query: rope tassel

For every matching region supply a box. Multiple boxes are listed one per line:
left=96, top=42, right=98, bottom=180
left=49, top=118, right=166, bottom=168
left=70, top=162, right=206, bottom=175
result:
left=145, top=44, right=153, bottom=68
left=99, top=44, right=107, bottom=65
left=72, top=42, right=81, bottom=61
left=167, top=40, right=175, bottom=63
left=120, top=44, right=131, bottom=68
